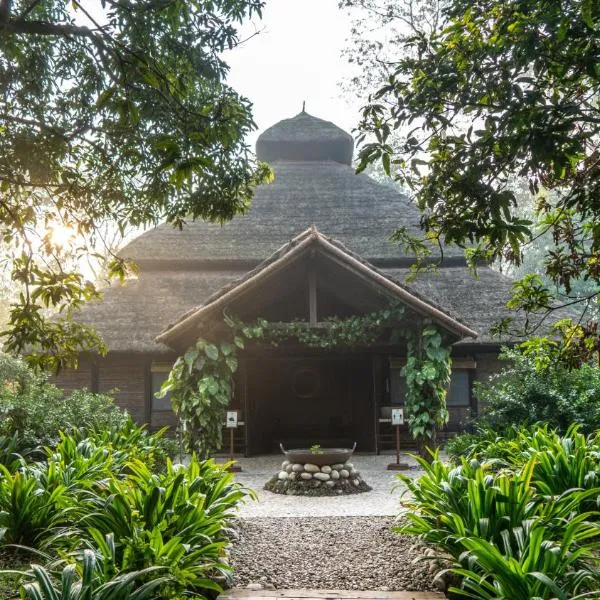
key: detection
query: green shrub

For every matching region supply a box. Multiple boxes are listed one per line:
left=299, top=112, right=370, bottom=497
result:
left=8, top=548, right=168, bottom=600
left=0, top=357, right=128, bottom=456
left=0, top=384, right=245, bottom=599
left=472, top=347, right=600, bottom=434
left=0, top=433, right=28, bottom=472
left=76, top=417, right=179, bottom=471
left=78, top=456, right=246, bottom=597
left=398, top=427, right=600, bottom=598
left=445, top=426, right=522, bottom=464
left=445, top=425, right=600, bottom=492
left=452, top=520, right=600, bottom=599
left=0, top=464, right=78, bottom=547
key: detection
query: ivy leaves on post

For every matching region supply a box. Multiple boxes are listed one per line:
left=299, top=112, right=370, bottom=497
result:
left=402, top=324, right=452, bottom=450
left=158, top=338, right=242, bottom=459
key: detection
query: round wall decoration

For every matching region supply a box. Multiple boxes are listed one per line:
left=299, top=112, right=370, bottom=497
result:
left=291, top=366, right=321, bottom=398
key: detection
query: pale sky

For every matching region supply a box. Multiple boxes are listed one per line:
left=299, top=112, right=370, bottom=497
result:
left=224, top=1, right=362, bottom=148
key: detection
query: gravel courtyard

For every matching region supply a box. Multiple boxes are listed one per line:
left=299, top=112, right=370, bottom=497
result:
left=225, top=454, right=440, bottom=593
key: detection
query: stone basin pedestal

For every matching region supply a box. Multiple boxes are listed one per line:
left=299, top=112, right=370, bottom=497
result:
left=264, top=444, right=371, bottom=496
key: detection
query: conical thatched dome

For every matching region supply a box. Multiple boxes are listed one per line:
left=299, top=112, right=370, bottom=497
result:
left=121, top=111, right=463, bottom=264
left=256, top=111, right=354, bottom=165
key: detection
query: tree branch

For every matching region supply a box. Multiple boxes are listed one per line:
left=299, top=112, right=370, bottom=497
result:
left=0, top=0, right=11, bottom=24
left=2, top=18, right=96, bottom=37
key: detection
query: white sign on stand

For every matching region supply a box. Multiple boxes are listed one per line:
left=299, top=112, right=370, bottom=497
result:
left=391, top=408, right=404, bottom=426
left=226, top=411, right=238, bottom=428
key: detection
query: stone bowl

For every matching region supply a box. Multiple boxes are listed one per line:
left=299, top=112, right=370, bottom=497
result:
left=279, top=442, right=357, bottom=466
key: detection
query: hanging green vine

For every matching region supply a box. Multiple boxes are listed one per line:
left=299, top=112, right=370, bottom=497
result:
left=403, top=325, right=452, bottom=449
left=159, top=304, right=453, bottom=457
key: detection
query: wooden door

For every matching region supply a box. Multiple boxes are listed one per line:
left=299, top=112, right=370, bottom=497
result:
left=246, top=356, right=375, bottom=455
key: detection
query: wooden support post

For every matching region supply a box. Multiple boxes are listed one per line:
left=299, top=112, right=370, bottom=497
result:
left=387, top=408, right=410, bottom=470
left=308, top=266, right=317, bottom=327
left=372, top=355, right=382, bottom=454
left=239, top=359, right=249, bottom=457
left=225, top=412, right=242, bottom=473
left=227, top=427, right=242, bottom=472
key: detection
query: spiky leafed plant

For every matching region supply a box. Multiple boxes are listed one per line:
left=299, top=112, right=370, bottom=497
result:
left=397, top=451, right=600, bottom=563
left=449, top=519, right=600, bottom=599
left=0, top=433, right=28, bottom=472
left=2, top=549, right=168, bottom=600
left=396, top=454, right=540, bottom=558
left=76, top=456, right=249, bottom=597
left=0, top=465, right=77, bottom=547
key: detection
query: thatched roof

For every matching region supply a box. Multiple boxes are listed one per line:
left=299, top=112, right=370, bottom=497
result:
left=75, top=271, right=241, bottom=354
left=155, top=227, right=478, bottom=347
left=121, top=112, right=463, bottom=264
left=73, top=111, right=569, bottom=355
left=75, top=257, right=525, bottom=354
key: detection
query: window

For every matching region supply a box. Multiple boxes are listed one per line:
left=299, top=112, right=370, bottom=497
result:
left=390, top=360, right=471, bottom=407
left=389, top=358, right=406, bottom=405
left=151, top=366, right=173, bottom=412
left=447, top=370, right=470, bottom=406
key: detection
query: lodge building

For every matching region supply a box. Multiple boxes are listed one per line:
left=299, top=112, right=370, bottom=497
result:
left=55, top=111, right=525, bottom=454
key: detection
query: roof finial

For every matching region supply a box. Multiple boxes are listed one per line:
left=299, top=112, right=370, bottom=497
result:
left=302, top=100, right=306, bottom=113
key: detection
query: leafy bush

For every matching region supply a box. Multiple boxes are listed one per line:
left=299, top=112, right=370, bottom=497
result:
left=80, top=418, right=180, bottom=471
left=79, top=457, right=245, bottom=597
left=0, top=433, right=29, bottom=472
left=445, top=426, right=522, bottom=464
left=0, top=422, right=248, bottom=597
left=0, top=357, right=245, bottom=598
left=0, top=356, right=128, bottom=456
left=0, top=464, right=77, bottom=547
left=398, top=426, right=600, bottom=598
left=472, top=347, right=600, bottom=434
left=452, top=521, right=600, bottom=599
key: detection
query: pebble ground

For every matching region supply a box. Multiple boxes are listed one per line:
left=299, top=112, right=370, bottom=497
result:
left=229, top=516, right=439, bottom=592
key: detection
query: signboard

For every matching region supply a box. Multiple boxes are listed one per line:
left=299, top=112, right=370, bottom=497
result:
left=391, top=408, right=404, bottom=426
left=226, top=411, right=238, bottom=428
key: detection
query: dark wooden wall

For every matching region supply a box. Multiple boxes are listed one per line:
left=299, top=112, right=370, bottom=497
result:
left=52, top=354, right=149, bottom=425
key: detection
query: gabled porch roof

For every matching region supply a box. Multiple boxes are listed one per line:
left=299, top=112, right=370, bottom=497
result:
left=155, top=227, right=478, bottom=349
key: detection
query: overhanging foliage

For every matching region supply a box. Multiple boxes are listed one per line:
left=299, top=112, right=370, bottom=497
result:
left=355, top=0, right=600, bottom=364
left=0, top=0, right=271, bottom=371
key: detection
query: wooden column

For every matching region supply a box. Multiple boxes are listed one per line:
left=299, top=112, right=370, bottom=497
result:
left=468, top=367, right=477, bottom=419
left=143, top=359, right=153, bottom=426
left=308, top=266, right=317, bottom=326
left=238, top=358, right=249, bottom=457
left=372, top=354, right=383, bottom=455
left=90, top=361, right=99, bottom=393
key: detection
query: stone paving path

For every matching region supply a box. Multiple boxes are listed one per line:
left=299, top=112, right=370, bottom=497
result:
left=220, top=589, right=444, bottom=599
left=229, top=453, right=422, bottom=518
